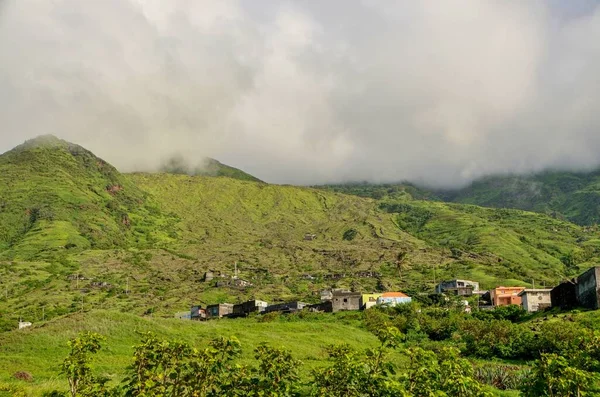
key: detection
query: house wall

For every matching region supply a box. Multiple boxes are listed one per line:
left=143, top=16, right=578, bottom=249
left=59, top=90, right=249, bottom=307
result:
left=376, top=297, right=412, bottom=306
left=435, top=279, right=479, bottom=294
left=264, top=302, right=307, bottom=313
left=551, top=281, right=578, bottom=309
left=361, top=294, right=382, bottom=310
left=521, top=291, right=551, bottom=312
left=491, top=287, right=525, bottom=306
left=206, top=304, right=234, bottom=318
left=332, top=294, right=361, bottom=312
left=576, top=267, right=600, bottom=310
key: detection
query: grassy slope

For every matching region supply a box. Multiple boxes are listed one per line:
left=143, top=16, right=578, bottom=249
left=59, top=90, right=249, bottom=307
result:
left=0, top=310, right=383, bottom=395
left=321, top=169, right=600, bottom=226
left=0, top=135, right=177, bottom=260
left=437, top=170, right=600, bottom=226
left=1, top=137, right=600, bottom=329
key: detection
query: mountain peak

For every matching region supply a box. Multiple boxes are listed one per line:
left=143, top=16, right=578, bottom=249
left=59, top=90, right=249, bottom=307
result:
left=19, top=135, right=67, bottom=149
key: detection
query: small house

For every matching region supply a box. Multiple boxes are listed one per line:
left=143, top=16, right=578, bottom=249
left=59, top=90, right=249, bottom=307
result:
left=308, top=301, right=333, bottom=313
left=551, top=280, right=578, bottom=309
left=320, top=289, right=333, bottom=301
left=360, top=293, right=383, bottom=310
left=332, top=291, right=361, bottom=312
left=490, top=287, right=526, bottom=306
left=377, top=292, right=412, bottom=306
left=18, top=321, right=32, bottom=330
left=576, top=267, right=600, bottom=309
left=233, top=300, right=268, bottom=316
left=190, top=305, right=206, bottom=320
left=518, top=289, right=552, bottom=313
left=264, top=301, right=307, bottom=314
left=232, top=278, right=253, bottom=288
left=205, top=303, right=234, bottom=319
left=435, top=279, right=479, bottom=296
left=203, top=271, right=214, bottom=282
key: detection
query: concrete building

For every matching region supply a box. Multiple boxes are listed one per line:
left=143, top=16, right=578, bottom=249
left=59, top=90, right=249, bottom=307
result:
left=332, top=291, right=362, bottom=312
left=490, top=287, right=526, bottom=306
left=18, top=321, right=32, bottom=330
left=435, top=279, right=479, bottom=295
left=264, top=301, right=307, bottom=314
left=233, top=300, right=268, bottom=316
left=360, top=293, right=383, bottom=310
left=576, top=267, right=600, bottom=310
left=518, top=289, right=552, bottom=312
left=190, top=305, right=206, bottom=320
left=308, top=301, right=333, bottom=313
left=376, top=292, right=412, bottom=306
left=551, top=280, right=578, bottom=309
left=205, top=303, right=234, bottom=319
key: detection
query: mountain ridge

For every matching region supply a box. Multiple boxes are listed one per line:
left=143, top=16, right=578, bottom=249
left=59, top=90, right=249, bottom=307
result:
left=1, top=136, right=600, bottom=330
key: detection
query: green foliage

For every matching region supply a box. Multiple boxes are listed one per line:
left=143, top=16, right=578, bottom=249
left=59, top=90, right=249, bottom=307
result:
left=402, top=347, right=492, bottom=397
left=60, top=332, right=110, bottom=397
left=342, top=228, right=358, bottom=241
left=521, top=353, right=600, bottom=396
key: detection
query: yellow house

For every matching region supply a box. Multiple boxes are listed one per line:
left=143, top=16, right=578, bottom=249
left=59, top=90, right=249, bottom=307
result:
left=361, top=293, right=383, bottom=310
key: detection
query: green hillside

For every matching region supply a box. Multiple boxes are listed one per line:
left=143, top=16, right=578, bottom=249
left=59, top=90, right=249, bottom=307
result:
left=161, top=154, right=262, bottom=182
left=0, top=135, right=177, bottom=260
left=437, top=170, right=600, bottom=226
left=0, top=310, right=381, bottom=396
left=1, top=136, right=599, bottom=330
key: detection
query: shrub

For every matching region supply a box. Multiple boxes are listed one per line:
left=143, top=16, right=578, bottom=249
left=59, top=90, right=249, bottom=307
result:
left=12, top=371, right=33, bottom=382
left=521, top=353, right=600, bottom=396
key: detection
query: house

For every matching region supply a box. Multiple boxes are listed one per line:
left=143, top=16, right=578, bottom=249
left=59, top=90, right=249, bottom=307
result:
left=203, top=271, right=214, bottom=282
left=551, top=280, right=578, bottom=309
left=264, top=301, right=307, bottom=314
left=360, top=293, right=383, bottom=310
left=576, top=267, right=600, bottom=309
left=205, top=303, right=234, bottom=319
left=18, top=321, right=32, bottom=330
left=550, top=267, right=600, bottom=310
left=332, top=291, right=362, bottom=312
left=233, top=300, right=268, bottom=316
left=308, top=301, right=333, bottom=313
left=320, top=289, right=333, bottom=301
left=435, top=279, right=479, bottom=296
left=376, top=292, right=412, bottom=306
left=190, top=305, right=206, bottom=320
left=490, top=287, right=526, bottom=306
left=232, top=278, right=253, bottom=288
left=176, top=312, right=192, bottom=320
left=518, top=289, right=552, bottom=312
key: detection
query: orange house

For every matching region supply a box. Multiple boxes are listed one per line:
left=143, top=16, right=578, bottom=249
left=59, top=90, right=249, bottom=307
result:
left=490, top=287, right=526, bottom=306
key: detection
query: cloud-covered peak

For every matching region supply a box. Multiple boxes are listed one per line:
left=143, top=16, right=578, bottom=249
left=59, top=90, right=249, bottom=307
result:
left=0, top=0, right=599, bottom=187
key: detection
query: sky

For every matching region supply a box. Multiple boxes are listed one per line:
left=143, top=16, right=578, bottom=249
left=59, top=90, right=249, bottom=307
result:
left=0, top=0, right=599, bottom=187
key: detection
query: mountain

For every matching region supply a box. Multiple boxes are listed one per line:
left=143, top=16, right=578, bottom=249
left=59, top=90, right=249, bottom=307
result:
left=321, top=168, right=600, bottom=226
left=1, top=136, right=600, bottom=330
left=0, top=135, right=177, bottom=260
left=436, top=170, right=600, bottom=226
left=161, top=154, right=262, bottom=182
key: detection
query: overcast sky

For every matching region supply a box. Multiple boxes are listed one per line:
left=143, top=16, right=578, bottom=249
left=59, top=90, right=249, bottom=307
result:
left=0, top=1, right=599, bottom=187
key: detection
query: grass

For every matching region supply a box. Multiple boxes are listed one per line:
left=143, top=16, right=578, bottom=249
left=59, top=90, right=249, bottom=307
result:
left=1, top=136, right=600, bottom=328
left=0, top=310, right=385, bottom=396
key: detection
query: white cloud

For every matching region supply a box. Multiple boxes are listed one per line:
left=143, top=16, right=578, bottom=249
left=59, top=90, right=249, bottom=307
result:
left=0, top=0, right=599, bottom=187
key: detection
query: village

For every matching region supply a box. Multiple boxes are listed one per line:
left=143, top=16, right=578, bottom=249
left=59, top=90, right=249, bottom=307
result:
left=180, top=265, right=600, bottom=322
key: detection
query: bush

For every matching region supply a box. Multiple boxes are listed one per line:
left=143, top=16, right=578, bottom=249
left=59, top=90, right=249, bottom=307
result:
left=521, top=353, right=600, bottom=396
left=12, top=371, right=33, bottom=382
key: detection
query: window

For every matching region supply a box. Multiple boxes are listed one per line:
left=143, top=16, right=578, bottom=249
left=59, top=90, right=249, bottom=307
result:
left=343, top=298, right=348, bottom=303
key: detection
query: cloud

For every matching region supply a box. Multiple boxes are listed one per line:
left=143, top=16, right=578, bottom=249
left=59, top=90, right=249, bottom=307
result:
left=0, top=0, right=599, bottom=187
